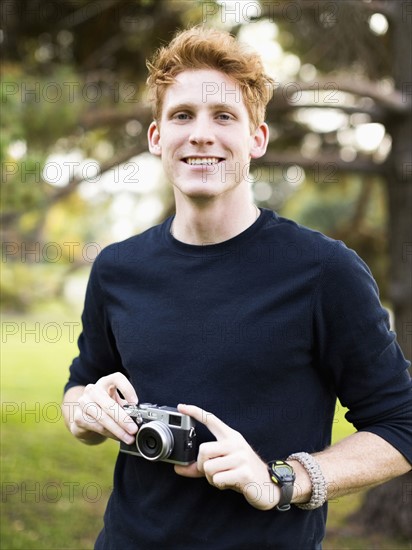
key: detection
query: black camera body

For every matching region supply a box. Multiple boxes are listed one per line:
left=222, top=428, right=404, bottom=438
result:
left=120, top=403, right=197, bottom=465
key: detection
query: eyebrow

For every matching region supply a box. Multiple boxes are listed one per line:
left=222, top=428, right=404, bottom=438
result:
left=165, top=102, right=240, bottom=116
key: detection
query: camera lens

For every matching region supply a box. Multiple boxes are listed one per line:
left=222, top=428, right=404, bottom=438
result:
left=146, top=436, right=157, bottom=450
left=136, top=421, right=174, bottom=461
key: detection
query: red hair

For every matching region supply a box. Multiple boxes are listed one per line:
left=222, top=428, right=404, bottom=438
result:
left=146, top=26, right=274, bottom=130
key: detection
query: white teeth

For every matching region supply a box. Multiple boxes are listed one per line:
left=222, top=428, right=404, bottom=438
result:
left=185, top=157, right=221, bottom=165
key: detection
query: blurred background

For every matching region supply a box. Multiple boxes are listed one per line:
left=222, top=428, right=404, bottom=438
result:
left=1, top=0, right=411, bottom=548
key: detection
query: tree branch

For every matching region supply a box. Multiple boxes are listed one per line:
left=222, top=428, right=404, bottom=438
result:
left=79, top=105, right=151, bottom=130
left=267, top=101, right=386, bottom=121
left=272, top=78, right=409, bottom=114
left=256, top=150, right=385, bottom=176
left=259, top=0, right=395, bottom=21
left=0, top=143, right=148, bottom=225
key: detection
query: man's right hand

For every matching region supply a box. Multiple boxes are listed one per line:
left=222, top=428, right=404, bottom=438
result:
left=62, top=373, right=139, bottom=445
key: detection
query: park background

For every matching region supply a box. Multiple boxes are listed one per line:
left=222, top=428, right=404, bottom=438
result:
left=1, top=0, right=411, bottom=548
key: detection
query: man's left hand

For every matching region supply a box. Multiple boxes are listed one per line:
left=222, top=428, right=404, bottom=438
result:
left=174, top=404, right=279, bottom=510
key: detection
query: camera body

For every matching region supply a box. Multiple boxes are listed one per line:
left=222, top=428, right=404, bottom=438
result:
left=119, top=403, right=197, bottom=465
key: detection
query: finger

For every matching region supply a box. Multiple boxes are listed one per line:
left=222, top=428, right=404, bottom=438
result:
left=76, top=403, right=136, bottom=444
left=78, top=410, right=119, bottom=441
left=177, top=404, right=234, bottom=440
left=97, top=409, right=136, bottom=443
left=174, top=462, right=204, bottom=478
left=211, top=470, right=243, bottom=493
left=197, top=441, right=233, bottom=472
left=199, top=440, right=231, bottom=458
left=202, top=454, right=237, bottom=478
left=202, top=454, right=239, bottom=487
left=83, top=385, right=137, bottom=435
left=97, top=372, right=138, bottom=404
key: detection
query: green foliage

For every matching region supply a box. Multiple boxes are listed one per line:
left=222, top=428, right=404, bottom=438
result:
left=2, top=154, right=47, bottom=213
left=1, top=314, right=115, bottom=548
left=2, top=66, right=85, bottom=151
left=279, top=175, right=389, bottom=297
left=1, top=64, right=83, bottom=218
left=1, top=59, right=120, bottom=311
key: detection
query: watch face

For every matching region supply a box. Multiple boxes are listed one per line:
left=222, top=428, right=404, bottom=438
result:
left=276, top=465, right=293, bottom=478
left=270, top=461, right=295, bottom=482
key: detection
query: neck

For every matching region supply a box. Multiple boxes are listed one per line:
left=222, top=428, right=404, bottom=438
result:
left=170, top=195, right=260, bottom=245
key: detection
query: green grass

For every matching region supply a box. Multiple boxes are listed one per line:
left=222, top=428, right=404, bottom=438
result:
left=1, top=313, right=410, bottom=549
left=1, top=312, right=116, bottom=549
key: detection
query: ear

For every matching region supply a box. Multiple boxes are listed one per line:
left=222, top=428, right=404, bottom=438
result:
left=148, top=121, right=161, bottom=156
left=250, top=122, right=269, bottom=160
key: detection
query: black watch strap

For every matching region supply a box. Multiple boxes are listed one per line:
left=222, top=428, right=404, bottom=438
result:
left=267, top=460, right=295, bottom=512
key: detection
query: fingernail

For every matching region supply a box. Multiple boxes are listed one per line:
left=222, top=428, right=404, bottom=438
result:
left=124, top=434, right=135, bottom=444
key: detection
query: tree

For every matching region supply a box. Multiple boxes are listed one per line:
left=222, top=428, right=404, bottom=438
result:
left=1, top=0, right=195, bottom=308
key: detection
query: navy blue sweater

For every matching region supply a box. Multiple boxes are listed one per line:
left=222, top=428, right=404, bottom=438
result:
left=65, top=209, right=412, bottom=549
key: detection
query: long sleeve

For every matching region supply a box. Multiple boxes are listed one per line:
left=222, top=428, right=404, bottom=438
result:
left=64, top=252, right=126, bottom=393
left=313, top=241, right=412, bottom=463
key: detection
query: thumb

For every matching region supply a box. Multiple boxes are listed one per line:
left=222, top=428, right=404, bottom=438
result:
left=174, top=462, right=204, bottom=478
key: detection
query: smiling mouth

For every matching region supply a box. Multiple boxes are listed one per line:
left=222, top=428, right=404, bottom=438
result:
left=183, top=157, right=224, bottom=165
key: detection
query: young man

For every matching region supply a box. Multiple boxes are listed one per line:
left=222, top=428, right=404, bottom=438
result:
left=62, top=27, right=412, bottom=549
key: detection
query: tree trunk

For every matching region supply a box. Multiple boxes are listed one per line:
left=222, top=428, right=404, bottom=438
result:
left=353, top=1, right=412, bottom=538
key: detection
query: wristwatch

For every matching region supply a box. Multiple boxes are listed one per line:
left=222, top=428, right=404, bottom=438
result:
left=267, top=460, right=296, bottom=511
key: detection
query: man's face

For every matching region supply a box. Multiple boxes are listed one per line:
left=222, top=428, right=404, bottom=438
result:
left=148, top=69, right=268, bottom=203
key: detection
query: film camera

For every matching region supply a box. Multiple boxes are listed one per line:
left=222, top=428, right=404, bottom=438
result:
left=120, top=403, right=197, bottom=465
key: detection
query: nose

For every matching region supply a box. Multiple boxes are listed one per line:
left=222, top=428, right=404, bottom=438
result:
left=189, top=115, right=215, bottom=146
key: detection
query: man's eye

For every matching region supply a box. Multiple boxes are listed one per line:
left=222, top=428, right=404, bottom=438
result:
left=175, top=113, right=190, bottom=120
left=217, top=113, right=232, bottom=121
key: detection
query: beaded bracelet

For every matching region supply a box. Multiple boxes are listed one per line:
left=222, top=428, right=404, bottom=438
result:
left=287, top=452, right=327, bottom=510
